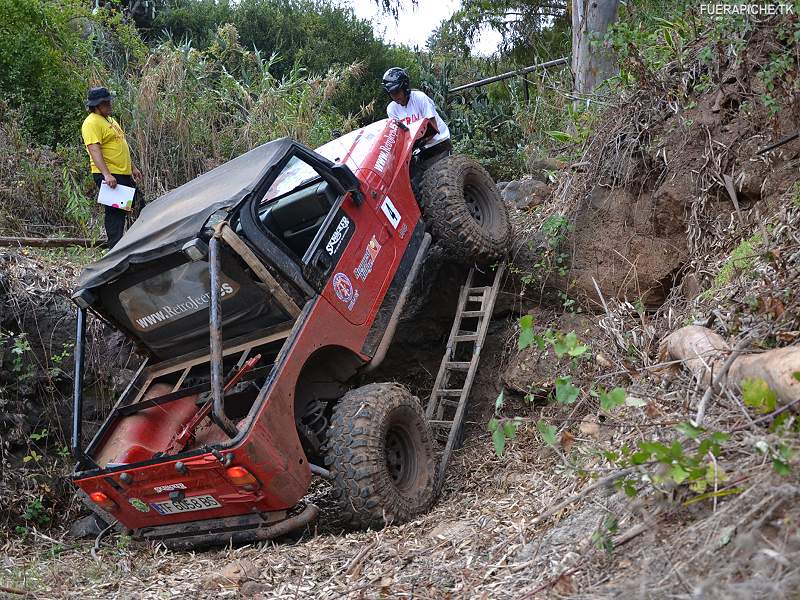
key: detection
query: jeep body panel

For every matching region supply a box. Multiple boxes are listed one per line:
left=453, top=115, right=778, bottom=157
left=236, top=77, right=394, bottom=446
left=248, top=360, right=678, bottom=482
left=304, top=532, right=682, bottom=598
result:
left=71, top=118, right=432, bottom=531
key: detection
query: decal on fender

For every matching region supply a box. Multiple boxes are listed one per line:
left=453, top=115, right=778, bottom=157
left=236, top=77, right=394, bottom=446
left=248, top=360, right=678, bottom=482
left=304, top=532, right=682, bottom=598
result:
left=332, top=272, right=358, bottom=311
left=381, top=197, right=401, bottom=229
left=354, top=236, right=382, bottom=281
left=325, top=215, right=351, bottom=256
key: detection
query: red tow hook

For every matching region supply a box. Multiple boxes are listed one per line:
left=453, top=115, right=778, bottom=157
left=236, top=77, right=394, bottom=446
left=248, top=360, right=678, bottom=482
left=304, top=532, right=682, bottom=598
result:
left=167, top=354, right=262, bottom=454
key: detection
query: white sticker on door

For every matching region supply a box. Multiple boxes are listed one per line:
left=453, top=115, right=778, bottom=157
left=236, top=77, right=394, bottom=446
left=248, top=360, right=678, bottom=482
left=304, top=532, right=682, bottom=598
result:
left=380, top=197, right=401, bottom=229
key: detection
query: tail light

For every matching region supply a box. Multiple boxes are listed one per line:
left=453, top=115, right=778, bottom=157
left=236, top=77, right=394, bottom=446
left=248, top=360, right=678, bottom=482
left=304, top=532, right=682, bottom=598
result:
left=89, top=491, right=117, bottom=511
left=226, top=466, right=259, bottom=488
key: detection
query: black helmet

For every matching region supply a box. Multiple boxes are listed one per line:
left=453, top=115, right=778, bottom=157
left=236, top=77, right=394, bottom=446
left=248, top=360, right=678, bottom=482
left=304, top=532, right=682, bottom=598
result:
left=382, top=67, right=410, bottom=95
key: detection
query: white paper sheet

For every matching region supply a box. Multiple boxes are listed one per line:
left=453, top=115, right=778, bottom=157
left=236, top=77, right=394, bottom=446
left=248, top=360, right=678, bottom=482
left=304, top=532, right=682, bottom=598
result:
left=97, top=182, right=135, bottom=211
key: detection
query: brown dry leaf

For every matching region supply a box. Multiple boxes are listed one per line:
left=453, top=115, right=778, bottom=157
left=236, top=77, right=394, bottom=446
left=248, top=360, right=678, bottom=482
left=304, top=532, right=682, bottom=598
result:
left=760, top=296, right=785, bottom=318
left=776, top=331, right=799, bottom=343
left=553, top=572, right=576, bottom=595
left=579, top=418, right=600, bottom=438
left=596, top=352, right=613, bottom=368
left=560, top=430, right=576, bottom=452
left=645, top=401, right=662, bottom=419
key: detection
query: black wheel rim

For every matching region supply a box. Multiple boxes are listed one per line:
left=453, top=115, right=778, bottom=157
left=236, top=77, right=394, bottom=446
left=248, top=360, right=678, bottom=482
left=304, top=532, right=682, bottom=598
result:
left=384, top=424, right=418, bottom=493
left=464, top=180, right=496, bottom=231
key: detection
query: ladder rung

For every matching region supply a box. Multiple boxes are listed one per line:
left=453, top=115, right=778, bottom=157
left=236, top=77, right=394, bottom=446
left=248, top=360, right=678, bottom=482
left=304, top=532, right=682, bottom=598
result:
left=428, top=420, right=453, bottom=428
left=444, top=361, right=472, bottom=370
left=436, top=388, right=464, bottom=397
left=469, top=287, right=489, bottom=294
left=437, top=398, right=460, bottom=408
left=453, top=334, right=479, bottom=342
left=467, top=295, right=484, bottom=303
left=461, top=310, right=485, bottom=318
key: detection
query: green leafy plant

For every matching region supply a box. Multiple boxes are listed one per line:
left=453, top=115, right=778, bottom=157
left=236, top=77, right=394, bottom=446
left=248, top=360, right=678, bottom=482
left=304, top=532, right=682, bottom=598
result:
left=554, top=376, right=580, bottom=404
left=742, top=378, right=777, bottom=414
left=488, top=417, right=521, bottom=457
left=22, top=498, right=50, bottom=527
left=591, top=516, right=619, bottom=553
left=517, top=317, right=590, bottom=362
left=619, top=426, right=731, bottom=494
left=9, top=333, right=35, bottom=380
left=599, top=387, right=627, bottom=412
left=552, top=331, right=588, bottom=359
left=536, top=419, right=557, bottom=446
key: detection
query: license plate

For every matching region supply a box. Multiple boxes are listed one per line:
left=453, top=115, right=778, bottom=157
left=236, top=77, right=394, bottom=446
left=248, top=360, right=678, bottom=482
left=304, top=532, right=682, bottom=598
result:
left=151, top=494, right=221, bottom=515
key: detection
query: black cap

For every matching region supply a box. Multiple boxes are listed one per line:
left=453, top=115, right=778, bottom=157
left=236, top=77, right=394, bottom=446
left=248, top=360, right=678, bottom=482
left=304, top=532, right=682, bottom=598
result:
left=86, top=87, right=114, bottom=108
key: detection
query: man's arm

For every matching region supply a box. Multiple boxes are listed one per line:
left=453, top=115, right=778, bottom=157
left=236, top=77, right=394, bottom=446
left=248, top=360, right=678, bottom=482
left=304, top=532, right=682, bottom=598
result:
left=86, top=143, right=117, bottom=189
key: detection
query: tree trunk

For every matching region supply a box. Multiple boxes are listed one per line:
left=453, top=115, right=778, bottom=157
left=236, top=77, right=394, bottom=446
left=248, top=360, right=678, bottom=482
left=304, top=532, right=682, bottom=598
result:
left=571, top=0, right=620, bottom=104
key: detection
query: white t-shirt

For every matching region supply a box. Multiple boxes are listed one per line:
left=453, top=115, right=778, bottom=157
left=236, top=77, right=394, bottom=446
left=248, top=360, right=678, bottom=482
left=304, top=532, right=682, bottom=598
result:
left=386, top=90, right=450, bottom=147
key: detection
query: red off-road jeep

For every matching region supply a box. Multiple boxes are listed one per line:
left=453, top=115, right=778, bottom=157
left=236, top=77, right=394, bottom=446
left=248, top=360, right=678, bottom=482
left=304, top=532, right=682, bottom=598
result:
left=70, top=118, right=510, bottom=548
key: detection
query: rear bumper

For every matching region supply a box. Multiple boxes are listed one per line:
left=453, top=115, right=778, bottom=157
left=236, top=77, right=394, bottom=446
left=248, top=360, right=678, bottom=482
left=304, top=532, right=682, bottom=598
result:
left=133, top=502, right=319, bottom=550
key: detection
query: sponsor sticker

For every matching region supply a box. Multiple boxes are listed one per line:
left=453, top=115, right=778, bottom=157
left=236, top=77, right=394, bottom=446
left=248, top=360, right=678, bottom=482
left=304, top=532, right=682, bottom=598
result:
left=374, top=120, right=399, bottom=173
left=398, top=222, right=409, bottom=240
left=354, top=236, right=382, bottom=281
left=326, top=215, right=351, bottom=256
left=129, top=497, right=150, bottom=512
left=153, top=482, right=187, bottom=493
left=332, top=272, right=359, bottom=311
left=381, top=197, right=401, bottom=229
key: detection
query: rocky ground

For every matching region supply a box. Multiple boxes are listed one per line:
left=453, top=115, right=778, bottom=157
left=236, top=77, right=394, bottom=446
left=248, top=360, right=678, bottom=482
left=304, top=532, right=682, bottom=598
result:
left=2, top=13, right=800, bottom=600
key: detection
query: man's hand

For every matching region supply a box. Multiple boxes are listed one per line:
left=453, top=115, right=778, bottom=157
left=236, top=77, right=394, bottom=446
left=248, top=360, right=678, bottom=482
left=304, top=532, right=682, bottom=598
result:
left=104, top=173, right=118, bottom=188
left=132, top=166, right=142, bottom=182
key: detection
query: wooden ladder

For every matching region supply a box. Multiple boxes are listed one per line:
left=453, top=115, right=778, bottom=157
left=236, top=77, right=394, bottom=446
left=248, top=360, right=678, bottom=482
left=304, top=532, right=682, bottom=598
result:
left=426, top=263, right=505, bottom=482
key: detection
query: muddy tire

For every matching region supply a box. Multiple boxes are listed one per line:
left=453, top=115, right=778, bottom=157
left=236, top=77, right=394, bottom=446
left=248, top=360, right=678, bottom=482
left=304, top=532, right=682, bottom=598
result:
left=418, top=154, right=511, bottom=264
left=323, top=383, right=437, bottom=529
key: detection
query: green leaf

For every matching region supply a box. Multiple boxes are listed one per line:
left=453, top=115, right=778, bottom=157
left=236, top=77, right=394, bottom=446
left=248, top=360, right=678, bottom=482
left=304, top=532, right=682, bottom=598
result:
left=670, top=465, right=690, bottom=484
left=492, top=425, right=506, bottom=457
left=546, top=130, right=575, bottom=143
left=503, top=420, right=519, bottom=440
left=494, top=390, right=505, bottom=413
left=708, top=432, right=730, bottom=445
left=600, top=387, right=627, bottom=412
left=487, top=418, right=499, bottom=433
left=772, top=459, right=791, bottom=476
left=536, top=419, right=557, bottom=446
left=793, top=371, right=800, bottom=382
left=555, top=376, right=580, bottom=404
left=623, top=480, right=638, bottom=497
left=742, top=378, right=777, bottom=414
left=675, top=422, right=703, bottom=439
left=518, top=315, right=535, bottom=350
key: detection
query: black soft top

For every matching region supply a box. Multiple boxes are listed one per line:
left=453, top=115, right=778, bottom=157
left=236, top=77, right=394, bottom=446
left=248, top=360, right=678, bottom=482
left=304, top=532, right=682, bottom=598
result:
left=77, top=137, right=295, bottom=292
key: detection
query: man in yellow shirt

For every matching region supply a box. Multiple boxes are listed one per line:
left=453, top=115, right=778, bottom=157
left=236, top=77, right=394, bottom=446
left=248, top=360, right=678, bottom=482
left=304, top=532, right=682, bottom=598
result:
left=81, top=87, right=143, bottom=248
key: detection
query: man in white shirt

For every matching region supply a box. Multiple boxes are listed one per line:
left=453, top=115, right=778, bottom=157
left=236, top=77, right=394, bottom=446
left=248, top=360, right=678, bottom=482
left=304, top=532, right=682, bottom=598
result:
left=383, top=67, right=452, bottom=166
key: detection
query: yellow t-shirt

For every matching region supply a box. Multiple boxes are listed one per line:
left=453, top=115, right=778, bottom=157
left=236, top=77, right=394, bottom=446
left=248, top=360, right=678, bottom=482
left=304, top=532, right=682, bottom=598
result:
left=81, top=113, right=132, bottom=175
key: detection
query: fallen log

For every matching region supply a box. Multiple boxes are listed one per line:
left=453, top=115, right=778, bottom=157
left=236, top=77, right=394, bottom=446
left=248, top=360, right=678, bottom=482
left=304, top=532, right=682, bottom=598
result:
left=659, top=325, right=800, bottom=410
left=0, top=236, right=103, bottom=248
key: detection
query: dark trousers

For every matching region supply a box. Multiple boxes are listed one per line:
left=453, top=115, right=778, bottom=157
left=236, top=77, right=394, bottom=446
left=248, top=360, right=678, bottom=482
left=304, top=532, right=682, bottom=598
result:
left=92, top=173, right=141, bottom=249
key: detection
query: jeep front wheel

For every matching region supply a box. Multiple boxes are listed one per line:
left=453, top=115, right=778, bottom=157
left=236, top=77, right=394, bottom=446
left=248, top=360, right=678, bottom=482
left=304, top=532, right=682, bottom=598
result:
left=323, top=383, right=437, bottom=529
left=418, top=154, right=511, bottom=264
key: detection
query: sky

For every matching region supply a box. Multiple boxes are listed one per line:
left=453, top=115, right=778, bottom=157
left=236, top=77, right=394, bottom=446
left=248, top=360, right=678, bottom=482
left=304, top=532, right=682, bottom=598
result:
left=345, top=0, right=502, bottom=56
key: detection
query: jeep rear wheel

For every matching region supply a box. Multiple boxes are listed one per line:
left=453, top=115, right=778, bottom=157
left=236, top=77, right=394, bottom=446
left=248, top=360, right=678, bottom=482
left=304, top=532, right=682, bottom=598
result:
left=323, top=383, right=437, bottom=529
left=418, top=154, right=511, bottom=264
